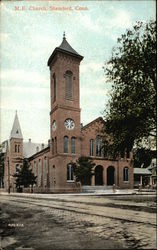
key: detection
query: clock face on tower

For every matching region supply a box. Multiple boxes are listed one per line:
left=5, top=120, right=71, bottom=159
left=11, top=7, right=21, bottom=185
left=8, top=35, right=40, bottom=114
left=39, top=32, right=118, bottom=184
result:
left=52, top=120, right=56, bottom=131
left=64, top=119, right=75, bottom=130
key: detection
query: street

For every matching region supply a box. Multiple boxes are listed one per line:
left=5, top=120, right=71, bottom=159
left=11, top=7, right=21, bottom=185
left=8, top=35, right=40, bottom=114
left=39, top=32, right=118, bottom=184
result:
left=0, top=193, right=156, bottom=249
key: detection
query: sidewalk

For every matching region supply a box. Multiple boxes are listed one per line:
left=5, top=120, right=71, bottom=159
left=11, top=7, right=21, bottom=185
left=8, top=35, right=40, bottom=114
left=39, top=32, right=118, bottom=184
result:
left=0, top=188, right=156, bottom=199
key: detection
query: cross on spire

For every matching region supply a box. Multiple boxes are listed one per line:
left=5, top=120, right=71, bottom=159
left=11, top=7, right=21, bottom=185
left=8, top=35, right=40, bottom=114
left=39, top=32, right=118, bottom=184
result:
left=63, top=31, right=66, bottom=40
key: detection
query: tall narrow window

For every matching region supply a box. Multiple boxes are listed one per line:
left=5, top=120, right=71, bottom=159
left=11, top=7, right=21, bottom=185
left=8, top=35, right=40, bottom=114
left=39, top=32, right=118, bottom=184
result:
left=65, top=71, right=73, bottom=100
left=71, top=137, right=76, bottom=154
left=44, top=158, right=47, bottom=180
left=38, top=159, right=42, bottom=186
left=90, top=139, right=94, bottom=156
left=96, top=136, right=102, bottom=157
left=67, top=164, right=74, bottom=181
left=18, top=145, right=20, bottom=153
left=64, top=136, right=68, bottom=153
left=53, top=74, right=56, bottom=102
left=15, top=145, right=17, bottom=153
left=54, top=137, right=57, bottom=154
left=123, top=167, right=129, bottom=182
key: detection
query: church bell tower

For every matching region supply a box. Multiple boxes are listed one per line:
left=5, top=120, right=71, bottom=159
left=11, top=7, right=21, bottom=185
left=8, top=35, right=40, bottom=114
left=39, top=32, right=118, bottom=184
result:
left=47, top=33, right=83, bottom=190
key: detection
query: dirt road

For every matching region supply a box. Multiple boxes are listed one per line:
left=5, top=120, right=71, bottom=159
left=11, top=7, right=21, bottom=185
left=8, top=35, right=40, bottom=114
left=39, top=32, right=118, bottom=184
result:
left=0, top=194, right=156, bottom=249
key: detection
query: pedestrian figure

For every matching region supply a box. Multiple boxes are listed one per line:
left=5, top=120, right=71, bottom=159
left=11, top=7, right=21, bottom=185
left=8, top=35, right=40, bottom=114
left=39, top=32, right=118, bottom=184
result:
left=113, top=184, right=116, bottom=193
left=138, top=184, right=142, bottom=192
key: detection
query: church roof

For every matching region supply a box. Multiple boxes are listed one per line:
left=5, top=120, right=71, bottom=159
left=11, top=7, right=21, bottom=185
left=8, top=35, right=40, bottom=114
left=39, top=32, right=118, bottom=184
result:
left=81, top=117, right=105, bottom=131
left=47, top=33, right=83, bottom=66
left=23, top=141, right=48, bottom=158
left=10, top=112, right=23, bottom=139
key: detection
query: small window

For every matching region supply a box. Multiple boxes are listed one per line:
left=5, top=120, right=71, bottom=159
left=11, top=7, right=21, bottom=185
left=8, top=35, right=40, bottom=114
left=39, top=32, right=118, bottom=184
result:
left=64, top=136, right=68, bottom=153
left=90, top=139, right=94, bottom=156
left=123, top=167, right=129, bottom=182
left=67, top=164, right=74, bottom=181
left=65, top=71, right=73, bottom=100
left=96, top=136, right=102, bottom=157
left=71, top=137, right=76, bottom=154
left=18, top=145, right=20, bottom=153
left=15, top=145, right=17, bottom=153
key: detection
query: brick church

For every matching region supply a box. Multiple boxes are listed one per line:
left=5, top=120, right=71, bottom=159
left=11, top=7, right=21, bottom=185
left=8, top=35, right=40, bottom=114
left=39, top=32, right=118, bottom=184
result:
left=4, top=34, right=133, bottom=193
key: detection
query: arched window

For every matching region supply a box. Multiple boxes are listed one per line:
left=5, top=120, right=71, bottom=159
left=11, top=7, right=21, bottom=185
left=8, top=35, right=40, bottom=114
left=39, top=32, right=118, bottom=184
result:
left=96, top=136, right=102, bottom=157
left=123, top=167, right=129, bottom=182
left=65, top=71, right=73, bottom=100
left=90, top=139, right=94, bottom=156
left=64, top=136, right=68, bottom=153
left=67, top=164, right=74, bottom=181
left=54, top=137, right=57, bottom=154
left=71, top=137, right=76, bottom=154
left=44, top=158, right=47, bottom=180
left=53, top=73, right=56, bottom=102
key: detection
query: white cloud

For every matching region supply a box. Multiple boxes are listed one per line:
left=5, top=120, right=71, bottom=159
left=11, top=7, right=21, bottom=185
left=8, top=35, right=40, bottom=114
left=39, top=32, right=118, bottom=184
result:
left=81, top=62, right=103, bottom=74
left=76, top=12, right=102, bottom=33
left=1, top=69, right=48, bottom=87
left=114, top=9, right=132, bottom=28
left=0, top=32, right=10, bottom=42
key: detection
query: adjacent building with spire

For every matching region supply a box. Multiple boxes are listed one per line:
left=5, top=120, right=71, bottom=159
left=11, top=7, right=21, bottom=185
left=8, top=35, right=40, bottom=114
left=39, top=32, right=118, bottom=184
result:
left=4, top=34, right=133, bottom=193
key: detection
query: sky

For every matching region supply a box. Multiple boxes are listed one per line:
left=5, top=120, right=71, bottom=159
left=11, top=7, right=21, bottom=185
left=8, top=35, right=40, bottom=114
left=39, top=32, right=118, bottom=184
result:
left=0, top=0, right=156, bottom=143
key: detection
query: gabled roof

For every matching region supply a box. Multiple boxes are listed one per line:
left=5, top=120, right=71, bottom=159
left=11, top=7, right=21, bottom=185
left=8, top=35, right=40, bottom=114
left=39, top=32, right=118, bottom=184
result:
left=10, top=112, right=23, bottom=139
left=23, top=141, right=48, bottom=158
left=47, top=33, right=83, bottom=66
left=81, top=117, right=105, bottom=131
left=134, top=168, right=151, bottom=175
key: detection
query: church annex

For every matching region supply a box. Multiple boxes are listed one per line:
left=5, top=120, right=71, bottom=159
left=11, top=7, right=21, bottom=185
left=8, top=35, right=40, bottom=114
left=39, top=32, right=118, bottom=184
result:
left=4, top=34, right=133, bottom=193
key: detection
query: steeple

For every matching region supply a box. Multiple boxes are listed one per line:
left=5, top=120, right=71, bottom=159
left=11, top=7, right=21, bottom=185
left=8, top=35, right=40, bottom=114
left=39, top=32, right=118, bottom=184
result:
left=10, top=111, right=23, bottom=139
left=47, top=33, right=83, bottom=67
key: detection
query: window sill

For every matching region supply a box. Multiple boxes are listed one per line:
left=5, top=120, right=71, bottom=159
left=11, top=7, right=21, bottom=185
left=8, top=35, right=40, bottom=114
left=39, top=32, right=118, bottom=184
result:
left=67, top=180, right=75, bottom=183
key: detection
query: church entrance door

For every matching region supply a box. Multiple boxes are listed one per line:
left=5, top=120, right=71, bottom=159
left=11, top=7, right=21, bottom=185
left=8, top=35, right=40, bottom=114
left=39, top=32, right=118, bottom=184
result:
left=95, top=165, right=103, bottom=185
left=107, top=166, right=115, bottom=185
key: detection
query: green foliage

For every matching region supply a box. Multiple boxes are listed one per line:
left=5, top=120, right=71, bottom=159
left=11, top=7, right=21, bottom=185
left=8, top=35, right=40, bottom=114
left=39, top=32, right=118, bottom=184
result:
left=13, top=159, right=37, bottom=189
left=71, top=157, right=95, bottom=185
left=103, top=20, right=156, bottom=157
left=133, top=147, right=153, bottom=168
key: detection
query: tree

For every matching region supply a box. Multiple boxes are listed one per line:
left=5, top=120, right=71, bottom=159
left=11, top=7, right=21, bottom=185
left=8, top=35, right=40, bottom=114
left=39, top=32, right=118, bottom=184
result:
left=133, top=147, right=153, bottom=168
left=103, top=20, right=156, bottom=158
left=71, top=157, right=95, bottom=185
left=13, top=159, right=37, bottom=191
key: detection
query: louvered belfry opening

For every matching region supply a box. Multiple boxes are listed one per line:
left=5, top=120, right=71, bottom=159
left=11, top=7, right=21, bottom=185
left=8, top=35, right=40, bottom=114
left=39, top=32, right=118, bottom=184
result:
left=65, top=70, right=73, bottom=100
